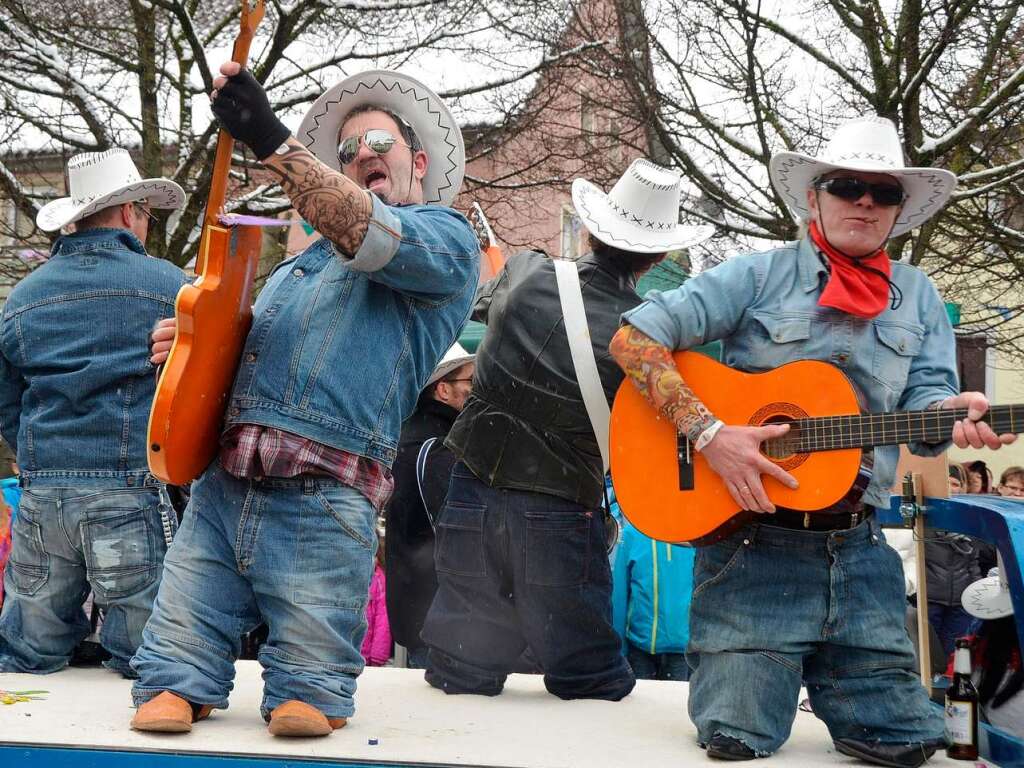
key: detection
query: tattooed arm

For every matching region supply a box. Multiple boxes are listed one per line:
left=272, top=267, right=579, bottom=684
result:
left=609, top=324, right=797, bottom=513
left=209, top=64, right=373, bottom=256
left=263, top=139, right=371, bottom=256
left=608, top=324, right=716, bottom=441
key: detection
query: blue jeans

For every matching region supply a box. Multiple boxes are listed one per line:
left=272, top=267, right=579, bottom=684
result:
left=927, top=603, right=979, bottom=658
left=627, top=645, right=691, bottom=681
left=0, top=484, right=175, bottom=677
left=421, top=463, right=635, bottom=701
left=687, top=517, right=943, bottom=756
left=130, top=463, right=377, bottom=719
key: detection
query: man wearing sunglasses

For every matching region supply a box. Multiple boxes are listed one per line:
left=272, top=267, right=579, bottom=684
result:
left=130, top=66, right=479, bottom=737
left=610, top=116, right=1016, bottom=767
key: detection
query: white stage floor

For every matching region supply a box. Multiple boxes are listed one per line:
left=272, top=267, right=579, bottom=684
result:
left=0, top=661, right=997, bottom=766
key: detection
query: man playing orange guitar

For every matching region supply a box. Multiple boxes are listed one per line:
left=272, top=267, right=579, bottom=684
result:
left=610, top=116, right=1015, bottom=767
left=129, top=67, right=479, bottom=736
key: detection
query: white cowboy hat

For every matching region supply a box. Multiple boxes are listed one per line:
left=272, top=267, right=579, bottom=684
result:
left=296, top=70, right=464, bottom=207
left=571, top=159, right=715, bottom=254
left=427, top=342, right=475, bottom=386
left=769, top=115, right=957, bottom=238
left=962, top=567, right=1014, bottom=620
left=36, top=148, right=185, bottom=233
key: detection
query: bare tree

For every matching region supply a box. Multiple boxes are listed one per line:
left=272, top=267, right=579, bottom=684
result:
left=0, top=0, right=585, bottom=271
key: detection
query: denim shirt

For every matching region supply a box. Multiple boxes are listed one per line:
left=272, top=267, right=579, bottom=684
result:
left=225, top=196, right=480, bottom=466
left=622, top=236, right=959, bottom=508
left=0, top=228, right=187, bottom=486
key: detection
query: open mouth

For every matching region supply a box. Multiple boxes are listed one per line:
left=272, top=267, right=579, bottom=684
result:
left=364, top=170, right=389, bottom=191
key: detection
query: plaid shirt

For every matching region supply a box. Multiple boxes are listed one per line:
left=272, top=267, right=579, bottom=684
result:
left=219, top=424, right=393, bottom=512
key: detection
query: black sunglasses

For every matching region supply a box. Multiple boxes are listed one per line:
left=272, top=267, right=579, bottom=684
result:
left=337, top=129, right=410, bottom=166
left=813, top=176, right=905, bottom=207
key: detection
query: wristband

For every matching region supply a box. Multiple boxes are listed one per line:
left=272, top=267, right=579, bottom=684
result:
left=694, top=419, right=725, bottom=452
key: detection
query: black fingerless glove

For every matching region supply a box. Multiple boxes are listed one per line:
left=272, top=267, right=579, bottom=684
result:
left=211, top=69, right=291, bottom=161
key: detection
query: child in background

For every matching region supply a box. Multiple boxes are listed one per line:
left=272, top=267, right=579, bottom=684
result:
left=0, top=441, right=17, bottom=611
left=610, top=484, right=695, bottom=681
left=361, top=527, right=392, bottom=667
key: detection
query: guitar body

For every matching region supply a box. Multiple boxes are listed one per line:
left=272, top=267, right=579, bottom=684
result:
left=147, top=225, right=261, bottom=485
left=609, top=352, right=863, bottom=544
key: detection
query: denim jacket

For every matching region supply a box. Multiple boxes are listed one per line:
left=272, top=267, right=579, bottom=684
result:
left=623, top=236, right=959, bottom=508
left=225, top=196, right=480, bottom=466
left=0, top=229, right=187, bottom=486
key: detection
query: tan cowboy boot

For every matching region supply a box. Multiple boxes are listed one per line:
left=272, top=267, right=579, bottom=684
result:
left=267, top=700, right=347, bottom=737
left=130, top=691, right=214, bottom=733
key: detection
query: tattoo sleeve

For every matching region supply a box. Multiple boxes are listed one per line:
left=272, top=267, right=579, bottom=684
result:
left=263, top=138, right=372, bottom=256
left=609, top=324, right=717, bottom=440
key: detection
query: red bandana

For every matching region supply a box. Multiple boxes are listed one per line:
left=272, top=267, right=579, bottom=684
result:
left=810, top=221, right=891, bottom=319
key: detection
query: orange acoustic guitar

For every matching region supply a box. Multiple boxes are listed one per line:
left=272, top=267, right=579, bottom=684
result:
left=610, top=351, right=1022, bottom=545
left=147, top=0, right=265, bottom=485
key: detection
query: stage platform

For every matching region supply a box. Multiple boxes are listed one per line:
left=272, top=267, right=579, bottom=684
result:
left=0, top=662, right=997, bottom=767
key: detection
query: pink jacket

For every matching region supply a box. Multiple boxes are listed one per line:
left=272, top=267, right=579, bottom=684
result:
left=361, top=563, right=392, bottom=666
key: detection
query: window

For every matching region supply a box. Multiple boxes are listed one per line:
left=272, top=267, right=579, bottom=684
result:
left=560, top=205, right=586, bottom=260
left=956, top=334, right=991, bottom=396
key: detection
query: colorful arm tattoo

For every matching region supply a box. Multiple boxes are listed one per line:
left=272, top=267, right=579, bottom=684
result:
left=263, top=139, right=372, bottom=256
left=609, top=324, right=717, bottom=441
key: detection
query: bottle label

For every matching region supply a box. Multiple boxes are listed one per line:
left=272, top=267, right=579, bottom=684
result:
left=945, top=699, right=974, bottom=745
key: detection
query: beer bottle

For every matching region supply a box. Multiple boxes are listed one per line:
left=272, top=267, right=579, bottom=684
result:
left=946, top=638, right=979, bottom=760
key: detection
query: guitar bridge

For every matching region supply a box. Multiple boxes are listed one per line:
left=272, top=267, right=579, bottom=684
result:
left=677, top=434, right=694, bottom=491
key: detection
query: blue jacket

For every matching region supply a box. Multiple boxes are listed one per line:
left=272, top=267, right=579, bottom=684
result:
left=623, top=236, right=959, bottom=509
left=612, top=514, right=695, bottom=655
left=0, top=229, right=186, bottom=486
left=226, top=197, right=480, bottom=466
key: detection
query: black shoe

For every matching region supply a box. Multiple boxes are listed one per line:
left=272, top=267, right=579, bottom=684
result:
left=833, top=738, right=943, bottom=768
left=706, top=734, right=757, bottom=761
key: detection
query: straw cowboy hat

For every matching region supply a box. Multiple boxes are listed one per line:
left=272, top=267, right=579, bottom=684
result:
left=427, top=342, right=475, bottom=386
left=296, top=70, right=464, bottom=207
left=36, top=148, right=185, bottom=233
left=769, top=115, right=957, bottom=238
left=571, top=159, right=715, bottom=254
left=962, top=567, right=1014, bottom=620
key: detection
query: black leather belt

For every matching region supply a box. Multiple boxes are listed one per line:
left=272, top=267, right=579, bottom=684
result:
left=766, top=505, right=872, bottom=532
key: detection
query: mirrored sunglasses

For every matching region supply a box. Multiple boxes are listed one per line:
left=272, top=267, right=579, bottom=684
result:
left=337, top=129, right=407, bottom=166
left=814, top=176, right=905, bottom=207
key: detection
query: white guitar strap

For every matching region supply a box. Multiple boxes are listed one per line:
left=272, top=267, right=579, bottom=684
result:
left=553, top=258, right=610, bottom=473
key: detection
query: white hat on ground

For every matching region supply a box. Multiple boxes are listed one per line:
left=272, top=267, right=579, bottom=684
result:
left=962, top=567, right=1014, bottom=620
left=571, top=159, right=715, bottom=254
left=768, top=115, right=957, bottom=238
left=36, top=148, right=185, bottom=233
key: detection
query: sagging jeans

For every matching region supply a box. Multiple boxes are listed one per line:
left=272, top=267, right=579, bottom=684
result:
left=420, top=462, right=635, bottom=701
left=687, top=517, right=944, bottom=756
left=130, top=463, right=376, bottom=720
left=0, top=483, right=176, bottom=677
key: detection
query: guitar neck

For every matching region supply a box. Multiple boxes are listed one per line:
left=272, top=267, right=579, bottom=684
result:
left=768, top=404, right=1024, bottom=455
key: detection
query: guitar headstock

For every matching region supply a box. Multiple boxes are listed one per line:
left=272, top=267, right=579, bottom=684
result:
left=240, top=0, right=266, bottom=35
left=469, top=202, right=497, bottom=251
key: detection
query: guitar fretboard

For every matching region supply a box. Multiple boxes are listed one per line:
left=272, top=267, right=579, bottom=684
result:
left=763, top=404, right=1023, bottom=457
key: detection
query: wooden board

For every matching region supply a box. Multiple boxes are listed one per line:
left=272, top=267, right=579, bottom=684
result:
left=0, top=662, right=993, bottom=767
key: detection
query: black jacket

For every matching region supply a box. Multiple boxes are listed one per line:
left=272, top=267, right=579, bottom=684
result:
left=384, top=397, right=460, bottom=649
left=924, top=533, right=996, bottom=607
left=445, top=250, right=642, bottom=509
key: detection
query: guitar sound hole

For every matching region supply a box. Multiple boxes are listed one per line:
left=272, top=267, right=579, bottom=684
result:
left=750, top=404, right=808, bottom=471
